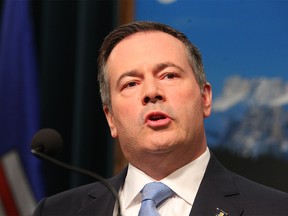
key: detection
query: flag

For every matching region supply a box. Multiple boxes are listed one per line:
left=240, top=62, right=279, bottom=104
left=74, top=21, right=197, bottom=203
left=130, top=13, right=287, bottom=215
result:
left=0, top=0, right=44, bottom=214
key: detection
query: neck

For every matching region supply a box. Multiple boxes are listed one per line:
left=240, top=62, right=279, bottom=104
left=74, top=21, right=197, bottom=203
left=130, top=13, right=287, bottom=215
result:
left=130, top=144, right=207, bottom=180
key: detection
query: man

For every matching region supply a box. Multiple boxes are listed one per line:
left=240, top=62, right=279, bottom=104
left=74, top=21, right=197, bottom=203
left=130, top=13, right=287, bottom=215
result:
left=33, top=21, right=288, bottom=215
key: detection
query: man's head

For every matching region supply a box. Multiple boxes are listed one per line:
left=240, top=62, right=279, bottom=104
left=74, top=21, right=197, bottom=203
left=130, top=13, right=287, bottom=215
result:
left=98, top=21, right=212, bottom=179
left=98, top=21, right=207, bottom=109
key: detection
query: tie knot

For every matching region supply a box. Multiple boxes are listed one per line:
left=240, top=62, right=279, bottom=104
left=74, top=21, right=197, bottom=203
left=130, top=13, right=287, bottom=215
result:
left=141, top=182, right=173, bottom=207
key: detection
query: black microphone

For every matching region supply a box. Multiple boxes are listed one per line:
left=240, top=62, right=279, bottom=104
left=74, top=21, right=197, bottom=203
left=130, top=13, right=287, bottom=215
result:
left=31, top=128, right=122, bottom=216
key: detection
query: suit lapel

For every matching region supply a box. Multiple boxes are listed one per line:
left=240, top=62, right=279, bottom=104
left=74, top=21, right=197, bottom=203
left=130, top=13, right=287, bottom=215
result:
left=74, top=153, right=245, bottom=215
left=78, top=168, right=127, bottom=215
left=190, top=153, right=244, bottom=216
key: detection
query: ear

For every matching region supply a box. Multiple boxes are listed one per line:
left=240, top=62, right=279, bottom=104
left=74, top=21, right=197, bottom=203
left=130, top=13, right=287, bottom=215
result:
left=103, top=106, right=118, bottom=138
left=202, top=82, right=212, bottom=118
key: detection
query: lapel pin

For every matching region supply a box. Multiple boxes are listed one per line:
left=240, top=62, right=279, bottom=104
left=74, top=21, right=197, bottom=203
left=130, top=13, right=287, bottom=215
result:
left=215, top=207, right=228, bottom=216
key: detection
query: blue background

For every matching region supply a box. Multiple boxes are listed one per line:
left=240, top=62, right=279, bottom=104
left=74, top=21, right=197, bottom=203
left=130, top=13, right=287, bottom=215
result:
left=135, top=0, right=288, bottom=97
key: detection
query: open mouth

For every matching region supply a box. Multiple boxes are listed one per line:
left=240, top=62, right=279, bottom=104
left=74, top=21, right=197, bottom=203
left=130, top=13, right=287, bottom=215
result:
left=149, top=114, right=167, bottom=121
left=145, top=111, right=171, bottom=128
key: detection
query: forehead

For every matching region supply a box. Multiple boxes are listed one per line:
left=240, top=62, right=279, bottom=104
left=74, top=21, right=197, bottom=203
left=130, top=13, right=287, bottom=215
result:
left=107, top=31, right=188, bottom=68
left=114, top=31, right=184, bottom=51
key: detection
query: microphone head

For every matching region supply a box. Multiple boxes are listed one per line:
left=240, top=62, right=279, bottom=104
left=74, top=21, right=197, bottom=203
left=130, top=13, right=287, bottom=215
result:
left=31, top=128, right=63, bottom=157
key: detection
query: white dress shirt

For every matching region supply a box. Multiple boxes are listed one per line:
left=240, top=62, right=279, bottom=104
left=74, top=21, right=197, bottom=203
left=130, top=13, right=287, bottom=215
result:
left=113, top=148, right=210, bottom=216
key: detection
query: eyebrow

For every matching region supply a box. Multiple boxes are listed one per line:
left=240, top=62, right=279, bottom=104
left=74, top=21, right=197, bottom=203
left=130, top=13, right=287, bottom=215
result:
left=153, top=62, right=184, bottom=74
left=116, top=70, right=142, bottom=88
left=116, top=62, right=184, bottom=87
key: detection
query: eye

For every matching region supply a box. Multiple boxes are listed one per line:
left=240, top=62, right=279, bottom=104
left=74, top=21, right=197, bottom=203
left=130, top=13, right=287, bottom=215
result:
left=127, top=81, right=137, bottom=87
left=123, top=81, right=138, bottom=89
left=164, top=73, right=178, bottom=79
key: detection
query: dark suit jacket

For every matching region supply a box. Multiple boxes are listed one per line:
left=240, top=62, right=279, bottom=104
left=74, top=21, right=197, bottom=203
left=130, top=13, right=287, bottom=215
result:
left=33, top=153, right=288, bottom=215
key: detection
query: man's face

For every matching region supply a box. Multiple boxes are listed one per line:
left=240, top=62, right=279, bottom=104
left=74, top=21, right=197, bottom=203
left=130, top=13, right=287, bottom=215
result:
left=104, top=31, right=212, bottom=165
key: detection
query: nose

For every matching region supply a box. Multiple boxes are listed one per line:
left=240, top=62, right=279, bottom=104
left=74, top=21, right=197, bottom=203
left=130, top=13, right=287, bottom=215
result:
left=143, top=95, right=163, bottom=104
left=142, top=80, right=164, bottom=105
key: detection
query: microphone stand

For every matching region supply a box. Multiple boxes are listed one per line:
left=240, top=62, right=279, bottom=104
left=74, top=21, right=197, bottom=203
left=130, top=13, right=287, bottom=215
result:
left=32, top=149, right=122, bottom=216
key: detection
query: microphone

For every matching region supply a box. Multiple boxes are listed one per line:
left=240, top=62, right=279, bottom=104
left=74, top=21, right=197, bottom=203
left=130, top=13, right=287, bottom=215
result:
left=31, top=128, right=122, bottom=216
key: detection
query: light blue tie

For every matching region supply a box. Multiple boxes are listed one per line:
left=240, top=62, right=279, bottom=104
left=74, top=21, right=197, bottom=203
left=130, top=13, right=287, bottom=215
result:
left=138, top=182, right=174, bottom=216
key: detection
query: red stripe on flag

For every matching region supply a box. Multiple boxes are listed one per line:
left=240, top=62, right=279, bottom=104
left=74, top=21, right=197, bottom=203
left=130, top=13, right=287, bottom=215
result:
left=0, top=162, right=19, bottom=216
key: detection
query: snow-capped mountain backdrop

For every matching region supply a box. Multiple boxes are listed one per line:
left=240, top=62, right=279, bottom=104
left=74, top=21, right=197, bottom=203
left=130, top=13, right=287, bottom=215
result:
left=206, top=76, right=288, bottom=159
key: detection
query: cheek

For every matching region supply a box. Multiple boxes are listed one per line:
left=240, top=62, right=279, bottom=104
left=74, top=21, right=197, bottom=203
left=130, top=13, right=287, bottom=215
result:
left=173, top=90, right=203, bottom=119
left=170, top=86, right=200, bottom=106
left=117, top=104, right=136, bottom=118
left=113, top=103, right=141, bottom=129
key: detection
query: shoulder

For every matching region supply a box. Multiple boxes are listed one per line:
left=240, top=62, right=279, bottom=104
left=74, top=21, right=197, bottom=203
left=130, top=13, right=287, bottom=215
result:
left=33, top=182, right=104, bottom=216
left=208, top=153, right=288, bottom=214
left=229, top=169, right=288, bottom=214
left=232, top=169, right=288, bottom=195
left=209, top=152, right=287, bottom=195
left=233, top=171, right=288, bottom=200
left=33, top=168, right=127, bottom=216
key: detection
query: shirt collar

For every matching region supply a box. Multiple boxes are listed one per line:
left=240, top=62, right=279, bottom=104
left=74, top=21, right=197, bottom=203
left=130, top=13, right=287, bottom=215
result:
left=121, top=147, right=210, bottom=209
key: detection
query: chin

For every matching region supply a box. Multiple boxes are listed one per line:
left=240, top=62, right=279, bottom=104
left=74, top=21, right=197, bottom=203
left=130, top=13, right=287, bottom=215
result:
left=147, top=141, right=177, bottom=154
